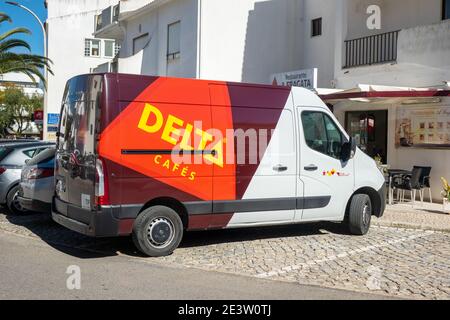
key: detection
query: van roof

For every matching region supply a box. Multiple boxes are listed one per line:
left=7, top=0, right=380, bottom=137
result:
left=71, top=72, right=293, bottom=91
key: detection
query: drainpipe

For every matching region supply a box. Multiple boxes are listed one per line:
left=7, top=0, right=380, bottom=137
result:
left=196, top=0, right=202, bottom=79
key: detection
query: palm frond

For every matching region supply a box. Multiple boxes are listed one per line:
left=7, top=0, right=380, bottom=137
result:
left=0, top=39, right=31, bottom=52
left=0, top=13, right=12, bottom=24
left=0, top=27, right=31, bottom=42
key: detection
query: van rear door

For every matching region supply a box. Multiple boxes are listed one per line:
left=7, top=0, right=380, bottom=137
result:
left=55, top=75, right=101, bottom=213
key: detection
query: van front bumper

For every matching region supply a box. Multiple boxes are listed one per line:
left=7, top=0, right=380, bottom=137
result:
left=377, top=183, right=386, bottom=217
left=51, top=197, right=134, bottom=237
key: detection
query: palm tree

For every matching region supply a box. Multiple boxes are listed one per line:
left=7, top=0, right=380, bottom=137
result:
left=0, top=13, right=52, bottom=88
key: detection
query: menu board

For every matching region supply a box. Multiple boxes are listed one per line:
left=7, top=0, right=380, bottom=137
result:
left=395, top=105, right=450, bottom=148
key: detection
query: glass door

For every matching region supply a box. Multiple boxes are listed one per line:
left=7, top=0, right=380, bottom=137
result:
left=345, top=110, right=388, bottom=163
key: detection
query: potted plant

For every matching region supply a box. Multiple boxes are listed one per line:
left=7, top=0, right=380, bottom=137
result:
left=441, top=177, right=450, bottom=213
left=374, top=154, right=388, bottom=175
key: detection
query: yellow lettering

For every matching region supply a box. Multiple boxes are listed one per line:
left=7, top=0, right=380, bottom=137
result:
left=204, top=139, right=224, bottom=168
left=154, top=155, right=162, bottom=164
left=179, top=123, right=194, bottom=150
left=138, top=103, right=163, bottom=133
left=195, top=128, right=213, bottom=150
left=161, top=115, right=184, bottom=145
left=162, top=160, right=170, bottom=169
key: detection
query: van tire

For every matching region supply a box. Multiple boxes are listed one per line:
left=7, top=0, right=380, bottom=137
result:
left=132, top=205, right=183, bottom=257
left=348, top=194, right=372, bottom=235
left=6, top=185, right=28, bottom=215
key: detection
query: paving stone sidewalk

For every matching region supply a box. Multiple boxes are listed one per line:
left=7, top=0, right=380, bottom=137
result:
left=374, top=203, right=450, bottom=232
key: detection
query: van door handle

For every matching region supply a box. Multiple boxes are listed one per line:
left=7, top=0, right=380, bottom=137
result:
left=273, top=164, right=288, bottom=172
left=304, top=164, right=318, bottom=171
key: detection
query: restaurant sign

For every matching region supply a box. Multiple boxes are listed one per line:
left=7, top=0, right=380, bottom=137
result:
left=271, top=68, right=318, bottom=90
left=396, top=105, right=450, bottom=148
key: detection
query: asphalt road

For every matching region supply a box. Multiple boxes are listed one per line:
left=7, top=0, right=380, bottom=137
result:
left=0, top=230, right=389, bottom=300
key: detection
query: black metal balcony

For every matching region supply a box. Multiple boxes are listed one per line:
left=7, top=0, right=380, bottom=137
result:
left=344, top=30, right=400, bottom=68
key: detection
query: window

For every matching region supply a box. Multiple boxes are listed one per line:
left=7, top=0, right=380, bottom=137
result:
left=104, top=40, right=115, bottom=58
left=114, top=42, right=121, bottom=56
left=444, top=0, right=450, bottom=20
left=311, top=17, right=322, bottom=37
left=84, top=39, right=101, bottom=57
left=167, top=21, right=181, bottom=60
left=22, top=148, right=38, bottom=158
left=301, top=111, right=343, bottom=159
left=132, top=33, right=149, bottom=55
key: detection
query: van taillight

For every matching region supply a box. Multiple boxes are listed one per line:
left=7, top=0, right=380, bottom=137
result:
left=0, top=167, right=6, bottom=175
left=95, top=158, right=109, bottom=206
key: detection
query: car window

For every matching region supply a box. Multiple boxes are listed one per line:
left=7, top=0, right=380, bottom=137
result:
left=22, top=148, right=38, bottom=158
left=27, top=147, right=56, bottom=166
left=301, top=111, right=343, bottom=159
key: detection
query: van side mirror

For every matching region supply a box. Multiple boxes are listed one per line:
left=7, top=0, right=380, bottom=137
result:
left=341, top=137, right=357, bottom=162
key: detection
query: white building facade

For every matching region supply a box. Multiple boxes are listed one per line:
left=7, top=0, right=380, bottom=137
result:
left=45, top=0, right=120, bottom=140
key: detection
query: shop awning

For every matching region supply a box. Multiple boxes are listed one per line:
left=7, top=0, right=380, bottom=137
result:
left=318, top=84, right=450, bottom=104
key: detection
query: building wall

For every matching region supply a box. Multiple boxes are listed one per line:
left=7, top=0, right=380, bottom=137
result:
left=333, top=99, right=450, bottom=201
left=118, top=0, right=198, bottom=78
left=46, top=0, right=117, bottom=139
left=335, top=19, right=450, bottom=89
left=199, top=0, right=302, bottom=84
left=345, top=0, right=442, bottom=40
left=334, top=0, right=449, bottom=89
left=300, top=0, right=339, bottom=88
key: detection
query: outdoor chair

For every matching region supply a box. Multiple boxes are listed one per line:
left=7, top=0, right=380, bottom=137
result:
left=413, top=166, right=432, bottom=204
left=392, top=167, right=423, bottom=205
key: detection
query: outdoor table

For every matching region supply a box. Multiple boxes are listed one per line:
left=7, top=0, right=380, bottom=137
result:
left=387, top=169, right=412, bottom=205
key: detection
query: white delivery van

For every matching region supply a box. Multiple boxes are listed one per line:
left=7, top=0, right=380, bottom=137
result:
left=53, top=74, right=386, bottom=257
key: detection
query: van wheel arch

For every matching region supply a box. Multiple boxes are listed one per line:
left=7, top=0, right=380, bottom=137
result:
left=139, top=197, right=188, bottom=230
left=346, top=187, right=383, bottom=218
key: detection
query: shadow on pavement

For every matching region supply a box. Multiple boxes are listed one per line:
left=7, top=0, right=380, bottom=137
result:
left=2, top=206, right=352, bottom=259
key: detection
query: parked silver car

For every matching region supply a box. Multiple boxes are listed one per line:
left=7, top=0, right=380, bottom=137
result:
left=0, top=141, right=55, bottom=214
left=18, top=147, right=56, bottom=213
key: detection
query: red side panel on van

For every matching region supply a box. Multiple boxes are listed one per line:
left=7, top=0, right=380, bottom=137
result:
left=98, top=75, right=290, bottom=230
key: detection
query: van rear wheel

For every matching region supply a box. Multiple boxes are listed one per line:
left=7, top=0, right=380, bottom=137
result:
left=348, top=194, right=372, bottom=235
left=132, top=205, right=183, bottom=257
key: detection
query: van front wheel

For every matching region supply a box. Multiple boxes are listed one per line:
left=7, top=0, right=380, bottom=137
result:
left=348, top=194, right=372, bottom=235
left=132, top=205, right=184, bottom=257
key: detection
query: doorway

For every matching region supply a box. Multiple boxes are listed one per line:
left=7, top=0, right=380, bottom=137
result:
left=345, top=110, right=388, bottom=163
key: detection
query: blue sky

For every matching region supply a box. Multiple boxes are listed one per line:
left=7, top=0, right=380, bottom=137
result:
left=0, top=0, right=47, bottom=56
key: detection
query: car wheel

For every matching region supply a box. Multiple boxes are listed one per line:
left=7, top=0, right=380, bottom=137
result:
left=132, top=205, right=184, bottom=257
left=6, top=185, right=28, bottom=215
left=348, top=194, right=372, bottom=235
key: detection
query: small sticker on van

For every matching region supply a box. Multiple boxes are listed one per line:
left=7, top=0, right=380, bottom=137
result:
left=81, top=194, right=91, bottom=210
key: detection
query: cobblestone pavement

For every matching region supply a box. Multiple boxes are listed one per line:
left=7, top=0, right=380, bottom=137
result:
left=1, top=207, right=449, bottom=300
left=373, top=203, right=450, bottom=232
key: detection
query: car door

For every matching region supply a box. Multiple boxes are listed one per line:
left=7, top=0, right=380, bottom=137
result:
left=296, top=107, right=354, bottom=221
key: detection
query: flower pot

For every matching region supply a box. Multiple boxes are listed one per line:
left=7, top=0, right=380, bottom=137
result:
left=443, top=198, right=450, bottom=214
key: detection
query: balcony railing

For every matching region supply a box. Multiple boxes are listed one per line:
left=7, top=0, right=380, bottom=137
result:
left=344, top=30, right=400, bottom=68
left=95, top=3, right=120, bottom=32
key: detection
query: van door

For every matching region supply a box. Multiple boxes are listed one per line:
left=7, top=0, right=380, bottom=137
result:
left=296, top=107, right=354, bottom=221
left=55, top=76, right=99, bottom=213
left=55, top=90, right=73, bottom=205
left=226, top=108, right=297, bottom=225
